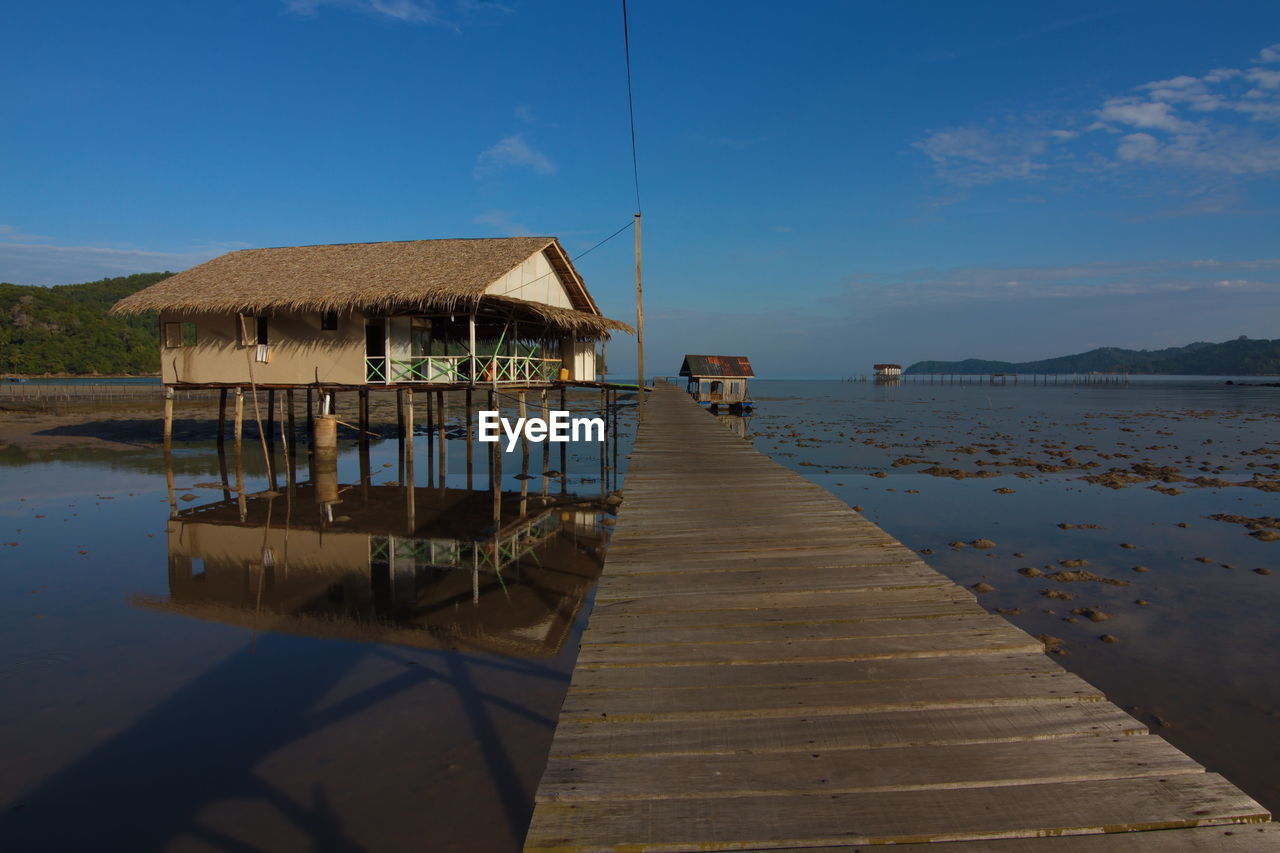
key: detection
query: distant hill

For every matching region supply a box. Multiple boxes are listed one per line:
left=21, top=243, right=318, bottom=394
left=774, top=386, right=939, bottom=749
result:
left=906, top=338, right=1280, bottom=376
left=0, top=273, right=169, bottom=375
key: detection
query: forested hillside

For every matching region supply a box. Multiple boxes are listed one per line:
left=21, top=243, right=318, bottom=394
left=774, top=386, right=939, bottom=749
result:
left=0, top=273, right=168, bottom=375
left=907, top=338, right=1280, bottom=376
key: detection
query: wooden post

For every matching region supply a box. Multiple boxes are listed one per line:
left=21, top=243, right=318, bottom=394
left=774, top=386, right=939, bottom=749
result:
left=437, top=390, right=447, bottom=488
left=540, top=389, right=550, bottom=497
left=465, top=387, right=474, bottom=490
left=358, top=388, right=369, bottom=451
left=162, top=386, right=175, bottom=450
left=217, top=388, right=228, bottom=450
left=559, top=386, right=568, bottom=495
left=396, top=388, right=405, bottom=440
left=405, top=388, right=414, bottom=464
left=233, top=387, right=244, bottom=455
left=285, top=389, right=296, bottom=461
left=164, top=447, right=177, bottom=514
left=425, top=387, right=435, bottom=482
left=266, top=389, right=276, bottom=449
left=305, top=388, right=314, bottom=447
left=634, top=211, right=645, bottom=420
left=519, top=391, right=529, bottom=507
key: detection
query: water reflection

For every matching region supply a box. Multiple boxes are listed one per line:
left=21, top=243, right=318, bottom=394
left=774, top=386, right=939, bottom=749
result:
left=139, top=481, right=607, bottom=658
left=713, top=412, right=752, bottom=438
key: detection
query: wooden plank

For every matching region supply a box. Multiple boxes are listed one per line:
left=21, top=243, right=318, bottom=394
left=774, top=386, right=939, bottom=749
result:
left=588, top=586, right=972, bottom=617
left=573, top=627, right=1043, bottom=668
left=583, top=599, right=986, bottom=630
left=525, top=774, right=1268, bottom=850
left=538, top=734, right=1204, bottom=802
left=593, top=564, right=951, bottom=597
left=526, top=384, right=1271, bottom=850
left=557, top=671, right=1101, bottom=722
left=546, top=702, right=1147, bottom=760
left=807, top=823, right=1280, bottom=851
left=579, top=613, right=1027, bottom=646
left=566, top=651, right=1063, bottom=691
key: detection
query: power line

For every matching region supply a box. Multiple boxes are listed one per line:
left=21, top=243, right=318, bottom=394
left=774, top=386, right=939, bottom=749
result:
left=573, top=219, right=634, bottom=262
left=621, top=0, right=642, bottom=214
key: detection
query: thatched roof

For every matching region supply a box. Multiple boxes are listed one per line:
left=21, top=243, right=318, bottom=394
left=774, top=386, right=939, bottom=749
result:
left=111, top=237, right=633, bottom=335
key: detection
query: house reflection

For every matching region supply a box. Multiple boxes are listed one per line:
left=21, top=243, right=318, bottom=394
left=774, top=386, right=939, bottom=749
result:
left=137, top=479, right=610, bottom=658
left=713, top=412, right=752, bottom=439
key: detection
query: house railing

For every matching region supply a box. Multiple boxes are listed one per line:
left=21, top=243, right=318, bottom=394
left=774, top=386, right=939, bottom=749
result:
left=364, top=355, right=562, bottom=385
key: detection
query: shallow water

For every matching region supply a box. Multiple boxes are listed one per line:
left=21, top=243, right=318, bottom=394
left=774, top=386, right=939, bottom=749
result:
left=745, top=377, right=1280, bottom=812
left=0, top=390, right=634, bottom=852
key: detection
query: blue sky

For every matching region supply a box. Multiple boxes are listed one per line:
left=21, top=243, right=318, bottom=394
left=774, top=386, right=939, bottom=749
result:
left=2, top=1, right=1278, bottom=376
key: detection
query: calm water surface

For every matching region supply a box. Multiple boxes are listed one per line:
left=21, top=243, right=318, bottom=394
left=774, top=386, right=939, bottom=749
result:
left=0, top=390, right=633, bottom=852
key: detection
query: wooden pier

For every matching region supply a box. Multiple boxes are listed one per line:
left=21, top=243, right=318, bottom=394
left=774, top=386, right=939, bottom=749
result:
left=525, top=383, right=1274, bottom=850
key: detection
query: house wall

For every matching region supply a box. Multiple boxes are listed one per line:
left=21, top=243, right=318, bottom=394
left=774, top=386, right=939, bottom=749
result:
left=484, top=251, right=574, bottom=309
left=159, top=310, right=367, bottom=386
left=564, top=338, right=597, bottom=381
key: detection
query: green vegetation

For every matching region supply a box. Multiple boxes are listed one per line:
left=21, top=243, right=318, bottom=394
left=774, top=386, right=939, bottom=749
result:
left=0, top=273, right=168, bottom=375
left=907, top=338, right=1280, bottom=376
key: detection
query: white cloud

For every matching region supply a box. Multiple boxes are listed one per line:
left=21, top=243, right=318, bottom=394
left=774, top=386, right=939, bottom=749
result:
left=282, top=0, right=507, bottom=25
left=1255, top=43, right=1280, bottom=64
left=913, top=126, right=1053, bottom=186
left=472, top=134, right=556, bottom=180
left=917, top=43, right=1280, bottom=189
left=832, top=258, right=1280, bottom=307
left=0, top=239, right=221, bottom=286
left=472, top=209, right=531, bottom=235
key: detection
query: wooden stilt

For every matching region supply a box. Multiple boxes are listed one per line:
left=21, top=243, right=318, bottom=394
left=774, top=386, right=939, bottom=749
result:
left=437, top=390, right=447, bottom=488
left=396, top=387, right=405, bottom=440
left=358, top=388, right=369, bottom=450
left=233, top=387, right=244, bottom=455
left=465, top=388, right=474, bottom=490
left=519, top=390, right=529, bottom=508
left=164, top=447, right=177, bottom=513
left=266, top=388, right=276, bottom=449
left=425, top=387, right=435, bottom=483
left=404, top=388, right=415, bottom=473
left=162, top=387, right=175, bottom=450
left=559, top=386, right=568, bottom=494
left=305, top=388, right=314, bottom=447
left=540, top=389, right=550, bottom=497
left=285, top=389, right=296, bottom=463
left=217, top=388, right=228, bottom=450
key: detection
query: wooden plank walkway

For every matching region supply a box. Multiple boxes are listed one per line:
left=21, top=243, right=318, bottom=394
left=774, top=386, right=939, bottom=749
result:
left=525, top=383, right=1273, bottom=851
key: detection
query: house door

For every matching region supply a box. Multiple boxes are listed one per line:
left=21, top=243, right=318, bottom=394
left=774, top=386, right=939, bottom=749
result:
left=365, top=319, right=386, bottom=383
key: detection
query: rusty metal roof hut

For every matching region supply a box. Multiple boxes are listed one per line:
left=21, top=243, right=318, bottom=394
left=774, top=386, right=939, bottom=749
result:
left=678, top=354, right=755, bottom=410
left=111, top=237, right=633, bottom=390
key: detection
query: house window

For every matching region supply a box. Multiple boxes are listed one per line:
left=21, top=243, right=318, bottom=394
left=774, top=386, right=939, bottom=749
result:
left=164, top=322, right=197, bottom=348
left=321, top=310, right=338, bottom=331
left=239, top=314, right=269, bottom=346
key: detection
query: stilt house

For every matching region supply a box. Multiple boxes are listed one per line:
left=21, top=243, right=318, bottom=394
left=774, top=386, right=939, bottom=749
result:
left=679, top=354, right=754, bottom=410
left=111, top=237, right=632, bottom=390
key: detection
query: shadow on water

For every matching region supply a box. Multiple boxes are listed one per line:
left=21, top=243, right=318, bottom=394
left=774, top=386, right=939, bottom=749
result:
left=1, top=420, right=621, bottom=851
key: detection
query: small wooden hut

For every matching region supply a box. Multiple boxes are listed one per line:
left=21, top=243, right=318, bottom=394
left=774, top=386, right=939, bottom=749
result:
left=111, top=237, right=632, bottom=390
left=679, top=354, right=754, bottom=411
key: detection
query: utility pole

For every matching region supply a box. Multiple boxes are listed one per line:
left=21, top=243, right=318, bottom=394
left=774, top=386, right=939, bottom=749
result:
left=635, top=211, right=645, bottom=420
